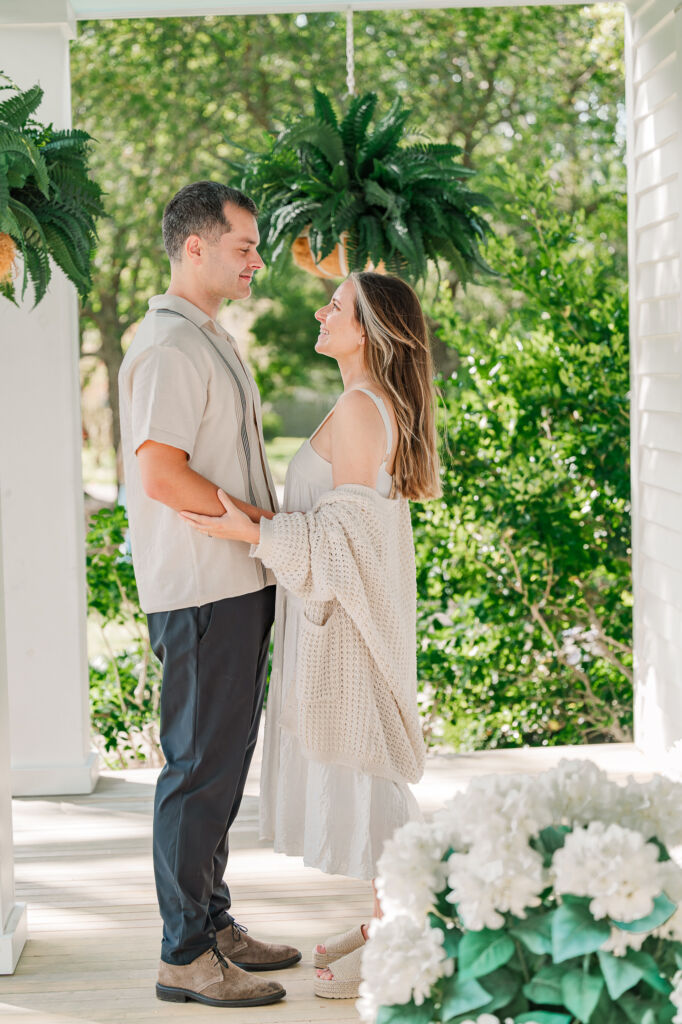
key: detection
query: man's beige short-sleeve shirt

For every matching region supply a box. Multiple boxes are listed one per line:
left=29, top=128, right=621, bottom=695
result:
left=119, top=294, right=278, bottom=613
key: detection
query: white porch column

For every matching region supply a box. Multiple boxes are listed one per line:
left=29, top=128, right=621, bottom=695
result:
left=0, top=3, right=98, bottom=796
left=0, top=496, right=28, bottom=974
left=625, top=0, right=682, bottom=756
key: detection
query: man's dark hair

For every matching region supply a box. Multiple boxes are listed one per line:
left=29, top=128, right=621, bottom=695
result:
left=162, top=181, right=258, bottom=262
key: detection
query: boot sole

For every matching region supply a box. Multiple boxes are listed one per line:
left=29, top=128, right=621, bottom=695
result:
left=156, top=983, right=286, bottom=1006
left=231, top=951, right=302, bottom=972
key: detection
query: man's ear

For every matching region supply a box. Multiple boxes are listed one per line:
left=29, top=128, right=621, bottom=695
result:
left=185, top=233, right=202, bottom=263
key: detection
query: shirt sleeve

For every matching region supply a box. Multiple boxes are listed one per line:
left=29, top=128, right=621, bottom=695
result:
left=130, top=345, right=207, bottom=458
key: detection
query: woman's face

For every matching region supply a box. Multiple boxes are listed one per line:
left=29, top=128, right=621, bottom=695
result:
left=314, top=278, right=364, bottom=360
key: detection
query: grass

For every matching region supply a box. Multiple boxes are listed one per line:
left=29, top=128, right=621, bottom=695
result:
left=264, top=436, right=305, bottom=485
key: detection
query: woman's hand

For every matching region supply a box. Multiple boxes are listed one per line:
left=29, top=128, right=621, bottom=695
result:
left=180, top=489, right=260, bottom=545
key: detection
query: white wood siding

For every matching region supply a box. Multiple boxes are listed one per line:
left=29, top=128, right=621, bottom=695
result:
left=628, top=0, right=682, bottom=753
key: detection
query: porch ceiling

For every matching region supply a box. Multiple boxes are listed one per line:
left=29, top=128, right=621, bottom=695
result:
left=0, top=0, right=614, bottom=26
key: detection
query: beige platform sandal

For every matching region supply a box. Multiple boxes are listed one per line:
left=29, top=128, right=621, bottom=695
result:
left=312, top=923, right=366, bottom=968
left=314, top=944, right=364, bottom=1000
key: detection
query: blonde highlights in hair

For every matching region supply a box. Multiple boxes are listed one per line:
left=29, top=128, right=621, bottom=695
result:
left=350, top=272, right=441, bottom=501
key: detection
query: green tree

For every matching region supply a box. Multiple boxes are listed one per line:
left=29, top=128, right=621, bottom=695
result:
left=415, top=160, right=631, bottom=748
left=70, top=6, right=625, bottom=470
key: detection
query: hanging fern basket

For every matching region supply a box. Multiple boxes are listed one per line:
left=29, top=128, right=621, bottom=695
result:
left=0, top=232, right=16, bottom=283
left=230, top=87, right=494, bottom=286
left=291, top=230, right=386, bottom=279
left=291, top=231, right=350, bottom=279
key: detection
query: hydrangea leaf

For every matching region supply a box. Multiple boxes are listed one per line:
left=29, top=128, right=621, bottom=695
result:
left=619, top=992, right=674, bottom=1024
left=515, top=1013, right=571, bottom=1024
left=532, top=825, right=572, bottom=866
left=624, top=950, right=673, bottom=995
left=457, top=927, right=515, bottom=979
left=475, top=966, right=521, bottom=1012
left=522, top=963, right=566, bottom=1005
left=510, top=911, right=555, bottom=954
left=560, top=968, right=604, bottom=1023
left=376, top=999, right=435, bottom=1024
left=440, top=975, right=492, bottom=1021
left=596, top=950, right=643, bottom=999
left=612, top=891, right=676, bottom=933
left=551, top=902, right=611, bottom=962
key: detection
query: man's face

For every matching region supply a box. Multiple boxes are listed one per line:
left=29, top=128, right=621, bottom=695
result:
left=201, top=203, right=265, bottom=301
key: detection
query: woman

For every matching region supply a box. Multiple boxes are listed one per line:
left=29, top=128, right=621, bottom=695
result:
left=181, top=271, right=441, bottom=998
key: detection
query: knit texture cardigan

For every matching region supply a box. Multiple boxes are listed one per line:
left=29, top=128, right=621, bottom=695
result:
left=251, top=483, right=425, bottom=785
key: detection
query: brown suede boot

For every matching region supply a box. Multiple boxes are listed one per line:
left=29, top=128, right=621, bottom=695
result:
left=156, top=946, right=286, bottom=1006
left=217, top=920, right=302, bottom=972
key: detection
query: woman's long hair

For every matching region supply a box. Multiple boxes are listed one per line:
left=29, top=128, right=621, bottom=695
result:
left=351, top=271, right=441, bottom=501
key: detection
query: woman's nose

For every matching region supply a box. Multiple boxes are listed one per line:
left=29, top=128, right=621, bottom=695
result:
left=314, top=306, right=327, bottom=323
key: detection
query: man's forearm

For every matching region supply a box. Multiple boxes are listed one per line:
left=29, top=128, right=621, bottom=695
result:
left=150, top=463, right=274, bottom=522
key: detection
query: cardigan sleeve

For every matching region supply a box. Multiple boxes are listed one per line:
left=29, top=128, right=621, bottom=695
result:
left=250, top=507, right=337, bottom=602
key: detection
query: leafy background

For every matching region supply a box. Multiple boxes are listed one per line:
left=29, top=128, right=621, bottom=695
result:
left=72, top=7, right=629, bottom=760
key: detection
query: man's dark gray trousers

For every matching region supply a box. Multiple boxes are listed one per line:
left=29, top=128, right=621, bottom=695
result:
left=147, top=584, right=276, bottom=965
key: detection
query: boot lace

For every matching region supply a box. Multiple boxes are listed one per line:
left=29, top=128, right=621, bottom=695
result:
left=209, top=946, right=230, bottom=970
left=231, top=919, right=249, bottom=943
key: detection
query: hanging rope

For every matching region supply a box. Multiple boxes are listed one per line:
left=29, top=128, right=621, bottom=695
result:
left=346, top=6, right=356, bottom=97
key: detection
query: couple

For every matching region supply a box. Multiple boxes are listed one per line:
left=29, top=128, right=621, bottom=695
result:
left=118, top=180, right=440, bottom=1009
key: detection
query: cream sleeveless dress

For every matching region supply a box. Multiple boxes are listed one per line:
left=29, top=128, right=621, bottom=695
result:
left=258, top=389, right=421, bottom=880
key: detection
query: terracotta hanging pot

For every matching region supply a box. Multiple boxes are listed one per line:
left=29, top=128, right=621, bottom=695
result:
left=291, top=231, right=350, bottom=279
left=0, top=233, right=16, bottom=284
left=291, top=229, right=386, bottom=279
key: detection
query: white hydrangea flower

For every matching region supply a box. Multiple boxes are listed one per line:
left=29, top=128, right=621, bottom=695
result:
left=356, top=915, right=454, bottom=1024
left=601, top=924, right=648, bottom=957
left=544, top=759, right=624, bottom=828
left=458, top=1016, right=505, bottom=1024
left=670, top=969, right=682, bottom=1023
left=376, top=821, right=448, bottom=923
left=552, top=821, right=662, bottom=922
left=447, top=835, right=546, bottom=931
left=618, top=774, right=682, bottom=851
left=653, top=860, right=682, bottom=941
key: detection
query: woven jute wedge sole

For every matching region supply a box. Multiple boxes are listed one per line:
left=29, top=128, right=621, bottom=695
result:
left=312, top=924, right=365, bottom=968
left=313, top=945, right=363, bottom=1000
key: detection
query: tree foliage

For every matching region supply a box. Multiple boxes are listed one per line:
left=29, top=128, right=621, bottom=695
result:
left=415, top=161, right=631, bottom=748
left=70, top=6, right=625, bottom=455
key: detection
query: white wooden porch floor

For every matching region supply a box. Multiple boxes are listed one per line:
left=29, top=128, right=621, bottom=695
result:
left=0, top=741, right=654, bottom=1024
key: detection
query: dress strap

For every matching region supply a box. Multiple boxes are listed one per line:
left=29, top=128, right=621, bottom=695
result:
left=354, top=388, right=393, bottom=463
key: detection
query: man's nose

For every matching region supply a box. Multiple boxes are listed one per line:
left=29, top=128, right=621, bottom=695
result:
left=250, top=251, right=265, bottom=270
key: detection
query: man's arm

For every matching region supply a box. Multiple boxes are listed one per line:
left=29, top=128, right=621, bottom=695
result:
left=137, top=440, right=275, bottom=521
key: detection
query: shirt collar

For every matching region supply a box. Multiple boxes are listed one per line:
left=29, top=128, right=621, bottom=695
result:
left=148, top=294, right=230, bottom=340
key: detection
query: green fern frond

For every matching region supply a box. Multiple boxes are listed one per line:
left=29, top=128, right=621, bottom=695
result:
left=0, top=126, right=49, bottom=196
left=340, top=92, right=378, bottom=157
left=276, top=120, right=344, bottom=168
left=0, top=84, right=42, bottom=129
left=313, top=88, right=339, bottom=130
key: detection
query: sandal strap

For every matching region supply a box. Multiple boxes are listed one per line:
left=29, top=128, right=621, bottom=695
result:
left=320, top=923, right=365, bottom=960
left=325, top=944, right=364, bottom=983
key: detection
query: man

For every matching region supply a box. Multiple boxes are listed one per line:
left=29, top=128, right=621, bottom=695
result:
left=119, top=181, right=300, bottom=1008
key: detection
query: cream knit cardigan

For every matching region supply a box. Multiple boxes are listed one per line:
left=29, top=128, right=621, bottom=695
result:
left=251, top=483, right=425, bottom=785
